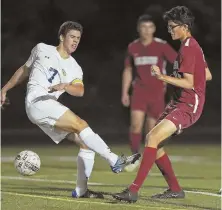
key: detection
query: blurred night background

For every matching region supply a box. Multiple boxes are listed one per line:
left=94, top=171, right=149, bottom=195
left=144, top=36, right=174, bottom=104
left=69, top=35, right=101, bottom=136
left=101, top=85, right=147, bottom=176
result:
left=1, top=0, right=221, bottom=145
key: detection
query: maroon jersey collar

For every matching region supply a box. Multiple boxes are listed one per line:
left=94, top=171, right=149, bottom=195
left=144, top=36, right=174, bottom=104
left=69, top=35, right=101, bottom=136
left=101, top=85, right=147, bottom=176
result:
left=181, top=36, right=193, bottom=45
left=139, top=38, right=154, bottom=47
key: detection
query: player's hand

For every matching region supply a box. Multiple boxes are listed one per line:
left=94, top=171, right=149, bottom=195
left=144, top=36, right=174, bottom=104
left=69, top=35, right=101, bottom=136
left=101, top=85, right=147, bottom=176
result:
left=121, top=93, right=130, bottom=107
left=1, top=90, right=7, bottom=106
left=48, top=83, right=68, bottom=93
left=151, top=65, right=163, bottom=80
left=0, top=90, right=10, bottom=109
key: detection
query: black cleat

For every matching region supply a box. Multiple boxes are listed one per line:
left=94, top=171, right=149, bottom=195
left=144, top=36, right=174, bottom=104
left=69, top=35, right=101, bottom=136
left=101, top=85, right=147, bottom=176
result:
left=72, top=189, right=104, bottom=199
left=113, top=188, right=138, bottom=203
left=151, top=189, right=185, bottom=199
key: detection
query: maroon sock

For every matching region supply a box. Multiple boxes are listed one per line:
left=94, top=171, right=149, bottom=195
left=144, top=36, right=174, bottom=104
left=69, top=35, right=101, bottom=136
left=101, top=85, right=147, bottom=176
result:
left=129, top=147, right=157, bottom=192
left=156, top=154, right=181, bottom=192
left=130, top=133, right=142, bottom=154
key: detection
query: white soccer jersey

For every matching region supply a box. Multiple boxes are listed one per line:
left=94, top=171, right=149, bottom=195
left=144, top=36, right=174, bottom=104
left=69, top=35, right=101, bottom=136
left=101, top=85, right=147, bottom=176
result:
left=25, top=43, right=83, bottom=102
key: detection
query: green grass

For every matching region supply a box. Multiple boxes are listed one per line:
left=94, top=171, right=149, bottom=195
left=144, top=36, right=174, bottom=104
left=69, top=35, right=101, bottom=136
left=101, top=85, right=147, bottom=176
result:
left=1, top=144, right=221, bottom=210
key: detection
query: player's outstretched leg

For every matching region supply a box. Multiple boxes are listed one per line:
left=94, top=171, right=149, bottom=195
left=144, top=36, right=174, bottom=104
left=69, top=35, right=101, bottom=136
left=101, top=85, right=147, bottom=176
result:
left=78, top=127, right=140, bottom=173
left=56, top=109, right=141, bottom=174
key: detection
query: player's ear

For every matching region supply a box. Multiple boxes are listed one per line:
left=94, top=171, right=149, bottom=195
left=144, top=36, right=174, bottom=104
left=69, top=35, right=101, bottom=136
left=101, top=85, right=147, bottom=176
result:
left=59, top=35, right=64, bottom=42
left=183, top=24, right=189, bottom=32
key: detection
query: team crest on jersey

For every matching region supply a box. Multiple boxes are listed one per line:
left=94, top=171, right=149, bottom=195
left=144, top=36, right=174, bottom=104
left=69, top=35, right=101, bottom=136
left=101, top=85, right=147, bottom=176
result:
left=62, top=69, right=66, bottom=76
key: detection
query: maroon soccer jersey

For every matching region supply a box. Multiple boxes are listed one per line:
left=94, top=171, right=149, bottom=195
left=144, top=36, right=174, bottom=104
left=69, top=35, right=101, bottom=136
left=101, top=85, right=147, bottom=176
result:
left=171, top=37, right=207, bottom=114
left=125, top=38, right=177, bottom=92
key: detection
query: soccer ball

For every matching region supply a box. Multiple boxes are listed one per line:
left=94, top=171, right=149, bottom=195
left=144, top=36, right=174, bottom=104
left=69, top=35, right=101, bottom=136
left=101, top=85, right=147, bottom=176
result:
left=124, top=160, right=140, bottom=172
left=14, top=150, right=41, bottom=176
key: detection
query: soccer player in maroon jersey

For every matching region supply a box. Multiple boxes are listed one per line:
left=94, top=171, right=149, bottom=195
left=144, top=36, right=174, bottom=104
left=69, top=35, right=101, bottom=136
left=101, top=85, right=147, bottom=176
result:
left=114, top=6, right=212, bottom=202
left=122, top=15, right=177, bottom=170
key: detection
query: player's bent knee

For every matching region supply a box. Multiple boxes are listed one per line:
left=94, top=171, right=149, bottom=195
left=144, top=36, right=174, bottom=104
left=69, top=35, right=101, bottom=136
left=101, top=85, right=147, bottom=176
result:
left=145, top=132, right=159, bottom=147
left=71, top=118, right=88, bottom=133
left=130, top=124, right=143, bottom=133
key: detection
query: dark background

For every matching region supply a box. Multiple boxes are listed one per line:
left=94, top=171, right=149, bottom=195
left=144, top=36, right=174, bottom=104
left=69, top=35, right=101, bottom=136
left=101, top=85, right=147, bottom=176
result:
left=1, top=0, right=221, bottom=144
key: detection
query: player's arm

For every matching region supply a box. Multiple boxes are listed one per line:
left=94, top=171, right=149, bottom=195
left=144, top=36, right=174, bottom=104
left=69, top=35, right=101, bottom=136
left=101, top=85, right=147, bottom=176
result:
left=49, top=79, right=84, bottom=97
left=121, top=66, right=133, bottom=107
left=1, top=65, right=30, bottom=93
left=1, top=65, right=30, bottom=106
left=205, top=67, right=212, bottom=81
left=2, top=43, right=39, bottom=93
left=159, top=67, right=212, bottom=88
left=64, top=80, right=84, bottom=97
left=122, top=66, right=133, bottom=96
left=201, top=47, right=212, bottom=81
left=121, top=47, right=133, bottom=107
left=153, top=70, right=194, bottom=89
left=1, top=44, right=38, bottom=105
left=152, top=47, right=195, bottom=89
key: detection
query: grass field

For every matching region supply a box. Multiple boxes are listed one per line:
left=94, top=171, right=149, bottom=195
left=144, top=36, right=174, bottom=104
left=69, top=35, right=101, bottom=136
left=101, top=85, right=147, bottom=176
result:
left=1, top=143, right=221, bottom=210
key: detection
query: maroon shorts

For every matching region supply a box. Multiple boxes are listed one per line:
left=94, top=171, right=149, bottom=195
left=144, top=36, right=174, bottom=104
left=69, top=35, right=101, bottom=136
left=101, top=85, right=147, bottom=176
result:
left=156, top=101, right=202, bottom=132
left=131, top=87, right=165, bottom=119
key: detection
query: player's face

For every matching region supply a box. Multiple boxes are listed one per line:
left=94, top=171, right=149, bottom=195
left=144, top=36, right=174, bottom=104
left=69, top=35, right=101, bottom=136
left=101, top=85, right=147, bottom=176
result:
left=138, top=21, right=155, bottom=39
left=167, top=21, right=184, bottom=40
left=63, top=30, right=81, bottom=54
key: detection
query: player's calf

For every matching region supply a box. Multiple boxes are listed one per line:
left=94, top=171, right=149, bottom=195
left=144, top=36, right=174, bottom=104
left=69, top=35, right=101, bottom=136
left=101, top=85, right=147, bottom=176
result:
left=67, top=133, right=89, bottom=149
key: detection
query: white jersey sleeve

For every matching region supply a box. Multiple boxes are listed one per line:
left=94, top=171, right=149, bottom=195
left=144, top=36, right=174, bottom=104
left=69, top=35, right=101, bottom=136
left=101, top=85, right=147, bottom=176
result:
left=71, top=66, right=83, bottom=85
left=25, top=44, right=40, bottom=68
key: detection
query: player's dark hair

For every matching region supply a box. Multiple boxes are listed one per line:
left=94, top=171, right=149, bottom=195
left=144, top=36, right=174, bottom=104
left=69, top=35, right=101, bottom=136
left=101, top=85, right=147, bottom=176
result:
left=137, top=14, right=155, bottom=26
left=58, top=21, right=83, bottom=38
left=163, top=6, right=195, bottom=31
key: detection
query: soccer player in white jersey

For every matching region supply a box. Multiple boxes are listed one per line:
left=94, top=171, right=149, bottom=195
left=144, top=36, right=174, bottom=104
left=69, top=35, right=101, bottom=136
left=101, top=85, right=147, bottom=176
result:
left=1, top=21, right=140, bottom=198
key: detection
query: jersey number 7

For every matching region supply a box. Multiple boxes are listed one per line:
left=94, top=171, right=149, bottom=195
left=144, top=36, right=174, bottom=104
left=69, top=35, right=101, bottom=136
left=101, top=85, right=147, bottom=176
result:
left=48, top=67, right=58, bottom=83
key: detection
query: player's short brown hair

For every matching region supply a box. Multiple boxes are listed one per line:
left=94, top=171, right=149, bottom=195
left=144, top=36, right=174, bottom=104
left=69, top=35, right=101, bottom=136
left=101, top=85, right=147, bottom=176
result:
left=163, top=6, right=195, bottom=31
left=58, top=21, right=83, bottom=39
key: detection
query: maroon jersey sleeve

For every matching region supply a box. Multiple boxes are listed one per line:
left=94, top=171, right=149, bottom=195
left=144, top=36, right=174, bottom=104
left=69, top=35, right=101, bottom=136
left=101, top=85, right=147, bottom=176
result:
left=162, top=43, right=177, bottom=63
left=179, top=47, right=196, bottom=74
left=124, top=45, right=133, bottom=68
left=200, top=48, right=208, bottom=68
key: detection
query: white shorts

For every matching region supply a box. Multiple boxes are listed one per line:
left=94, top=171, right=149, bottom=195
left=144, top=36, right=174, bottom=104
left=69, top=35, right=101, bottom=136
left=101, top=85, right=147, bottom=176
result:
left=26, top=96, right=70, bottom=144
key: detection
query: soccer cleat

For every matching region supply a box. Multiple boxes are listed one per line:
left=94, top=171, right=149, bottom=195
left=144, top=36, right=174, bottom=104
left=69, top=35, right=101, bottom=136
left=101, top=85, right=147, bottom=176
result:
left=111, top=153, right=141, bottom=173
left=72, top=189, right=104, bottom=199
left=124, top=160, right=140, bottom=172
left=151, top=189, right=185, bottom=199
left=113, top=188, right=138, bottom=203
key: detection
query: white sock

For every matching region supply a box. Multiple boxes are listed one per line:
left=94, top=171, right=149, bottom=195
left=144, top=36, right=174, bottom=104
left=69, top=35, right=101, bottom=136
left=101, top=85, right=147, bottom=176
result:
left=75, top=148, right=95, bottom=197
left=79, top=127, right=118, bottom=166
